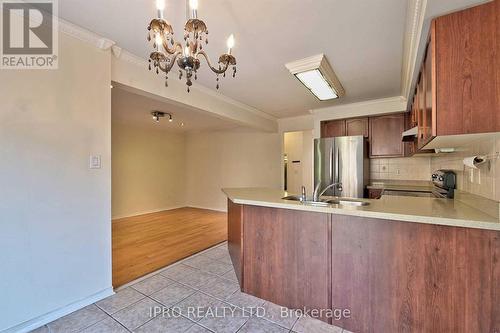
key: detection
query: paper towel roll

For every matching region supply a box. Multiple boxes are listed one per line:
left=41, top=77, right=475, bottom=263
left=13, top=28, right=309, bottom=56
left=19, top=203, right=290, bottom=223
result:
left=463, top=156, right=485, bottom=169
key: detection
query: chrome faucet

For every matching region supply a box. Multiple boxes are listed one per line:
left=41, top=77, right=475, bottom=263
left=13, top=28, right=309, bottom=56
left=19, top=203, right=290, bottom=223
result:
left=313, top=181, right=343, bottom=201
left=300, top=186, right=307, bottom=202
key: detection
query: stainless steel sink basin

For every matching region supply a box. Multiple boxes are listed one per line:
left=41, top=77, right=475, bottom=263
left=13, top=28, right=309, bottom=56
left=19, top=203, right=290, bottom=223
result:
left=323, top=199, right=370, bottom=206
left=281, top=195, right=331, bottom=206
left=282, top=195, right=370, bottom=207
left=281, top=195, right=302, bottom=201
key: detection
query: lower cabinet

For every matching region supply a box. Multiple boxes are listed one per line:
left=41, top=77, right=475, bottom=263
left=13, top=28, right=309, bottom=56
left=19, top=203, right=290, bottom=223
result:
left=330, top=215, right=500, bottom=333
left=228, top=200, right=500, bottom=332
left=367, top=188, right=383, bottom=199
left=242, top=205, right=332, bottom=323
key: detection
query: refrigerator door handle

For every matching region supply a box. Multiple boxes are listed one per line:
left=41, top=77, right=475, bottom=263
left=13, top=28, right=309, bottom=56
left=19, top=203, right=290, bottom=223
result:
left=336, top=146, right=340, bottom=195
left=329, top=145, right=334, bottom=186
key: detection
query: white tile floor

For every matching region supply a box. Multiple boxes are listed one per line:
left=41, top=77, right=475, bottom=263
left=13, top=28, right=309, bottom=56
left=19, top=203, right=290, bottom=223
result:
left=31, top=242, right=351, bottom=333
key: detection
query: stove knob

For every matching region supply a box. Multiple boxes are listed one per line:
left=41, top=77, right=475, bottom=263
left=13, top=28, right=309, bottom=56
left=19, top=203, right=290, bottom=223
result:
left=432, top=174, right=438, bottom=179
left=438, top=176, right=444, bottom=181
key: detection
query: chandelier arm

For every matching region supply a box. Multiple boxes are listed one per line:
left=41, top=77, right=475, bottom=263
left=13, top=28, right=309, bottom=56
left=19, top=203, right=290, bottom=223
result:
left=162, top=52, right=182, bottom=73
left=196, top=50, right=230, bottom=74
left=161, top=39, right=183, bottom=55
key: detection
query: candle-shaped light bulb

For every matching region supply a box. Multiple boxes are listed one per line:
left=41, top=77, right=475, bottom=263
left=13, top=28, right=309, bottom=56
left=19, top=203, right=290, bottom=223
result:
left=189, top=0, right=198, bottom=10
left=155, top=35, right=163, bottom=49
left=184, top=45, right=190, bottom=56
left=189, top=0, right=198, bottom=18
left=226, top=34, right=235, bottom=54
left=156, top=0, right=165, bottom=18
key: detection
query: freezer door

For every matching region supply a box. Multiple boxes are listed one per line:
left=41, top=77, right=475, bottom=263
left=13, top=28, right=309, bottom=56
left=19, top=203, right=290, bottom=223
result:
left=314, top=138, right=334, bottom=196
left=334, top=136, right=365, bottom=198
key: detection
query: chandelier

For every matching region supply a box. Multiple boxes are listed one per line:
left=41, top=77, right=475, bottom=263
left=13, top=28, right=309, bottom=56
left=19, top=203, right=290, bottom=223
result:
left=147, top=0, right=237, bottom=92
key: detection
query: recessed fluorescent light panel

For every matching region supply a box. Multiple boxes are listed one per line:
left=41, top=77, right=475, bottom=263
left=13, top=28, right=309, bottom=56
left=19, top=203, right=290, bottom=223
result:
left=285, top=54, right=345, bottom=101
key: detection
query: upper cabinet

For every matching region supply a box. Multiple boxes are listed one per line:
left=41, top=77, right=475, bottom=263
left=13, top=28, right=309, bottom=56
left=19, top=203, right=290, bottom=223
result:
left=321, top=115, right=403, bottom=158
left=369, top=114, right=405, bottom=158
left=321, top=118, right=369, bottom=138
left=321, top=120, right=346, bottom=137
left=409, top=1, right=500, bottom=151
left=346, top=118, right=369, bottom=137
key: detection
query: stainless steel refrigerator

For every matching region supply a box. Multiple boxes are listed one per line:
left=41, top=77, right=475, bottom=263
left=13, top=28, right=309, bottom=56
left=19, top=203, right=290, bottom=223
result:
left=314, top=136, right=369, bottom=198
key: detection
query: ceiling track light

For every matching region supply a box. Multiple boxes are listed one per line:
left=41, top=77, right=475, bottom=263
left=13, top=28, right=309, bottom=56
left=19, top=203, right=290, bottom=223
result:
left=151, top=111, right=173, bottom=123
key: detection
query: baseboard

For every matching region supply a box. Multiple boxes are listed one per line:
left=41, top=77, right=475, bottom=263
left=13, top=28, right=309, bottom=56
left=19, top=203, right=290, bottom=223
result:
left=187, top=205, right=227, bottom=213
left=2, top=287, right=114, bottom=333
left=112, top=206, right=185, bottom=220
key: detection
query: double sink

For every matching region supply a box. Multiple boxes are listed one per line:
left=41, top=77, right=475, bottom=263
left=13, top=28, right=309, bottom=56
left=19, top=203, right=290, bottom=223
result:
left=282, top=195, right=370, bottom=207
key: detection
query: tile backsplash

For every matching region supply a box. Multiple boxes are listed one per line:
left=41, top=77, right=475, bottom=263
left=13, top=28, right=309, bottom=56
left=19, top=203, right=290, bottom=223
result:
left=430, top=134, right=500, bottom=202
left=370, top=157, right=431, bottom=181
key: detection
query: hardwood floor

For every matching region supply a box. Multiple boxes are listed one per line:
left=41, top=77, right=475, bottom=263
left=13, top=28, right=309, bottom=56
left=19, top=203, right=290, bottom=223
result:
left=112, top=207, right=227, bottom=287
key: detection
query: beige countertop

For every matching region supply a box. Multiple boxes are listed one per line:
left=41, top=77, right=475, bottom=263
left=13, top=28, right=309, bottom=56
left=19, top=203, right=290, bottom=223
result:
left=222, top=187, right=500, bottom=231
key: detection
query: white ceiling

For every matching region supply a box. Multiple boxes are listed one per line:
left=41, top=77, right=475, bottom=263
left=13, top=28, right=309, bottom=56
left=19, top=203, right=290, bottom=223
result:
left=59, top=0, right=408, bottom=118
left=112, top=86, right=239, bottom=132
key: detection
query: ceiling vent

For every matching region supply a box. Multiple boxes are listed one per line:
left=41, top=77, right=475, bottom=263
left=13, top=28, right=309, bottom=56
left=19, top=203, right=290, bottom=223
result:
left=285, top=54, right=345, bottom=101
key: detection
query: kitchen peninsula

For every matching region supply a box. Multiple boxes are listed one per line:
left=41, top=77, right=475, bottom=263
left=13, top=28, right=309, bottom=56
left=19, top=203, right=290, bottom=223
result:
left=224, top=187, right=500, bottom=333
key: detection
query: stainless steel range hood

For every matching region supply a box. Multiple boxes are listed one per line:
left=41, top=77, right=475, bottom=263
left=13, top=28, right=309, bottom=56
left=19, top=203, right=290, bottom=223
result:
left=402, top=126, right=418, bottom=142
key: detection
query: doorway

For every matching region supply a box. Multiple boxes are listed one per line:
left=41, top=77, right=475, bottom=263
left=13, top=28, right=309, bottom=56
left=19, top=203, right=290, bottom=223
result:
left=283, top=130, right=314, bottom=195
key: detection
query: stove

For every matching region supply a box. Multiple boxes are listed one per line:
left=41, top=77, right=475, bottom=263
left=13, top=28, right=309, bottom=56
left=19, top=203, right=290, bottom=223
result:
left=431, top=170, right=456, bottom=198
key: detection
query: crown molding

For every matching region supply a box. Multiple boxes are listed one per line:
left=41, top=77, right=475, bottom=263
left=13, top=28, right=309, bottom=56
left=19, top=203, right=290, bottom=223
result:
left=312, top=96, right=407, bottom=117
left=58, top=18, right=111, bottom=48
left=401, top=0, right=427, bottom=99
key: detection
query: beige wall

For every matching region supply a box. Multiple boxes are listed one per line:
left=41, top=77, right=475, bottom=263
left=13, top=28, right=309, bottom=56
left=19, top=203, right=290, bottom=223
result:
left=0, top=32, right=112, bottom=331
left=431, top=134, right=500, bottom=201
left=185, top=131, right=282, bottom=211
left=112, top=123, right=186, bottom=218
left=370, top=156, right=432, bottom=181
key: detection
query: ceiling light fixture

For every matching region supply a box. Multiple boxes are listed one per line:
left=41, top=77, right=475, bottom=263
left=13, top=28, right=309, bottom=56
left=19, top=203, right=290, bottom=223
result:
left=285, top=54, right=345, bottom=101
left=151, top=111, right=173, bottom=123
left=147, top=0, right=237, bottom=92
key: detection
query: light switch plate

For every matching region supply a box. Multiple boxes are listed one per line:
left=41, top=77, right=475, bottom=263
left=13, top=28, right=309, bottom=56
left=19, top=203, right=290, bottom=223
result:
left=89, top=155, right=101, bottom=169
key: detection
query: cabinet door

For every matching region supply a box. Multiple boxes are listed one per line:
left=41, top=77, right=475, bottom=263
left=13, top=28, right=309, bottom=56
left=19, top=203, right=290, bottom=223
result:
left=368, top=189, right=383, bottom=199
left=417, top=74, right=425, bottom=146
left=419, top=27, right=437, bottom=148
left=243, top=206, right=332, bottom=323
left=404, top=112, right=415, bottom=157
left=435, top=2, right=499, bottom=135
left=346, top=118, right=369, bottom=137
left=321, top=120, right=346, bottom=138
left=369, top=114, right=405, bottom=158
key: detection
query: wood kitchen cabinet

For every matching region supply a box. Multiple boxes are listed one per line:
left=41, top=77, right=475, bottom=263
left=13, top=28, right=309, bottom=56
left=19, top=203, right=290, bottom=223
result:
left=346, top=117, right=369, bottom=137
left=435, top=2, right=499, bottom=135
left=321, top=118, right=369, bottom=138
left=331, top=214, right=500, bottom=333
left=367, top=188, right=383, bottom=199
left=407, top=1, right=500, bottom=152
left=227, top=198, right=500, bottom=332
left=321, top=119, right=346, bottom=137
left=369, top=114, right=405, bottom=158
left=242, top=205, right=331, bottom=322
